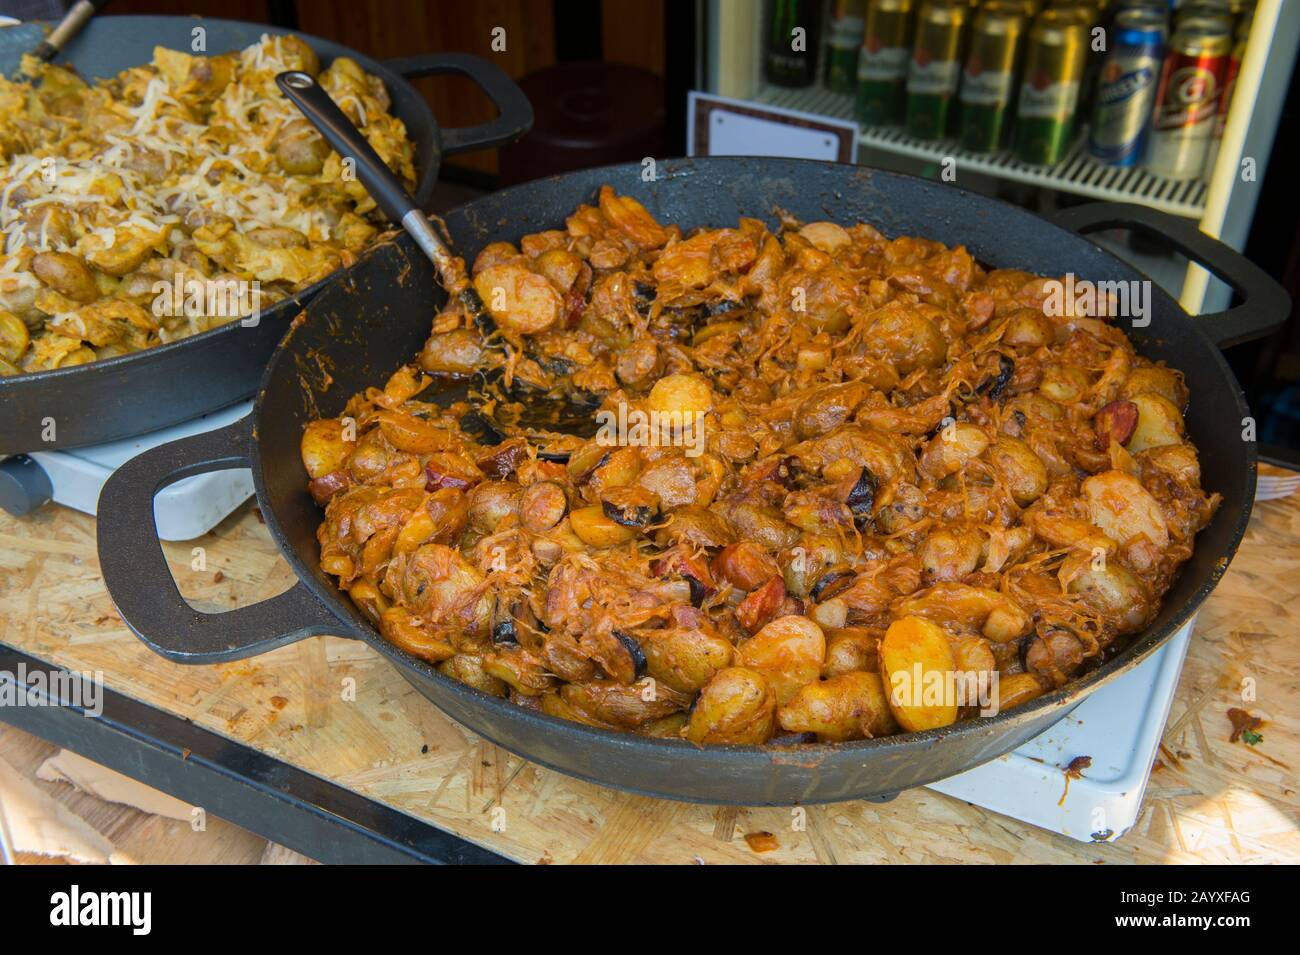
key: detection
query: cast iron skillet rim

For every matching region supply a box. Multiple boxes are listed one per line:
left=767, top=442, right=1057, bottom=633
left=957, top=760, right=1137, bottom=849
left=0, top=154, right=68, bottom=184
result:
left=0, top=16, right=438, bottom=385
left=250, top=155, right=1256, bottom=760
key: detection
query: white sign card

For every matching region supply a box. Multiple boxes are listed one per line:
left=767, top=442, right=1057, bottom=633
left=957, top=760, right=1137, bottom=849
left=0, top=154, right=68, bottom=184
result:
left=687, top=91, right=859, bottom=163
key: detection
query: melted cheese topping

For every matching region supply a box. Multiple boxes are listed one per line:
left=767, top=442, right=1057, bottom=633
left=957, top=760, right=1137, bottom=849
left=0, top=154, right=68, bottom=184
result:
left=0, top=34, right=416, bottom=374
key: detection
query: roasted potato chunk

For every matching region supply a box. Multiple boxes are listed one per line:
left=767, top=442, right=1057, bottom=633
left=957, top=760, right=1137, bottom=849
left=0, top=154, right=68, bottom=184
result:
left=879, top=616, right=958, bottom=732
left=736, top=615, right=826, bottom=706
left=684, top=668, right=778, bottom=744
left=778, top=671, right=897, bottom=742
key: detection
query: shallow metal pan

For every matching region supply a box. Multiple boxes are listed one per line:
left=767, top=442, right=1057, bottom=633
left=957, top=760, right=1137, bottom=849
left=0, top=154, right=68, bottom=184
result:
left=98, top=158, right=1287, bottom=804
left=0, top=15, right=531, bottom=454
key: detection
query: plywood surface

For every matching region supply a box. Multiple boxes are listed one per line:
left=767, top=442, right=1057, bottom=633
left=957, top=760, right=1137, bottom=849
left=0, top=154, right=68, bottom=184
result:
left=0, top=722, right=275, bottom=865
left=1, top=468, right=1296, bottom=864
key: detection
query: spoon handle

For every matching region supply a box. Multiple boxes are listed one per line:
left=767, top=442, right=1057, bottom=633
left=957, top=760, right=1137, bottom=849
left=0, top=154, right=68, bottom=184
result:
left=275, top=69, right=463, bottom=289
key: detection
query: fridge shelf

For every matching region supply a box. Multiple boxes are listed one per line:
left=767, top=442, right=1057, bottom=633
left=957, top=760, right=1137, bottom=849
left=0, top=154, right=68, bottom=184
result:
left=757, top=83, right=1209, bottom=219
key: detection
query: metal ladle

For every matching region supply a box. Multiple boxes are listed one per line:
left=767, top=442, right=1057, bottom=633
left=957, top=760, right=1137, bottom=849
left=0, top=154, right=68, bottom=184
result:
left=275, top=70, right=597, bottom=447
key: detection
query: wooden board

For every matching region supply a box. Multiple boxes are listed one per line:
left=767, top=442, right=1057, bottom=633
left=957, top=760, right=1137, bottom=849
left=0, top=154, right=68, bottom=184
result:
left=0, top=722, right=271, bottom=865
left=2, top=468, right=1297, bottom=864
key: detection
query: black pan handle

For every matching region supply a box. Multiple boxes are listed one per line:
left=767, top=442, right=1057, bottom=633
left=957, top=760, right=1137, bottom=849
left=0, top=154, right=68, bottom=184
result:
left=1049, top=202, right=1290, bottom=349
left=96, top=420, right=351, bottom=665
left=384, top=51, right=533, bottom=155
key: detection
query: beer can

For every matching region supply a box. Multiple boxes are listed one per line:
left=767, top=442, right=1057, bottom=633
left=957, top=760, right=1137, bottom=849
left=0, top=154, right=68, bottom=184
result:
left=1050, top=3, right=1105, bottom=120
left=1088, top=7, right=1166, bottom=164
left=1146, top=17, right=1232, bottom=179
left=825, top=0, right=868, bottom=94
left=857, top=0, right=915, bottom=125
left=905, top=0, right=969, bottom=140
left=1204, top=14, right=1248, bottom=173
left=1049, top=0, right=1101, bottom=18
left=1111, top=0, right=1167, bottom=13
left=959, top=2, right=1027, bottom=152
left=1014, top=9, right=1088, bottom=164
left=1176, top=1, right=1234, bottom=28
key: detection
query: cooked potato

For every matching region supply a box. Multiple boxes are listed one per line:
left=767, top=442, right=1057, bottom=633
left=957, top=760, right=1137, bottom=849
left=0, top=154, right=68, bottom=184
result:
left=300, top=418, right=356, bottom=479
left=1002, top=308, right=1054, bottom=348
left=1083, top=469, right=1169, bottom=550
left=994, top=672, right=1048, bottom=712
left=540, top=690, right=615, bottom=728
left=519, top=481, right=569, bottom=533
left=274, top=119, right=330, bottom=174
left=467, top=480, right=520, bottom=532
left=683, top=667, right=777, bottom=744
left=778, top=671, right=897, bottom=741
left=951, top=635, right=996, bottom=677
left=398, top=544, right=493, bottom=635
left=879, top=615, right=958, bottom=732
left=247, top=226, right=308, bottom=249
left=482, top=646, right=555, bottom=696
left=419, top=328, right=484, bottom=376
left=1039, top=364, right=1091, bottom=403
left=894, top=583, right=1032, bottom=643
left=0, top=311, right=30, bottom=364
left=822, top=627, right=880, bottom=678
left=376, top=411, right=456, bottom=455
left=639, top=712, right=690, bottom=738
left=641, top=613, right=734, bottom=694
left=795, top=381, right=872, bottom=439
left=987, top=437, right=1048, bottom=505
left=1060, top=551, right=1152, bottom=634
left=474, top=263, right=563, bottom=335
left=569, top=505, right=640, bottom=547
left=1126, top=392, right=1185, bottom=453
left=1123, top=366, right=1187, bottom=409
left=533, top=248, right=584, bottom=291
left=798, top=221, right=851, bottom=254
left=1145, top=442, right=1201, bottom=486
left=646, top=373, right=715, bottom=417
left=635, top=455, right=697, bottom=508
left=810, top=597, right=848, bottom=629
left=867, top=304, right=946, bottom=373
left=919, top=422, right=990, bottom=478
left=736, top=615, right=826, bottom=706
left=439, top=654, right=508, bottom=697
left=919, top=525, right=983, bottom=582
left=31, top=252, right=99, bottom=303
left=379, top=607, right=454, bottom=663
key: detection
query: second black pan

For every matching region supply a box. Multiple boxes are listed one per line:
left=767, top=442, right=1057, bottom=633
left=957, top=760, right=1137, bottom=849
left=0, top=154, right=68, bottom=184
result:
left=98, top=158, right=1287, bottom=804
left=0, top=15, right=532, bottom=454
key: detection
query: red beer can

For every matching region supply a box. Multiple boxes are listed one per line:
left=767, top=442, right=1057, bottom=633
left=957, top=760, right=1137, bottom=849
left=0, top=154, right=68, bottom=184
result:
left=1146, top=17, right=1232, bottom=179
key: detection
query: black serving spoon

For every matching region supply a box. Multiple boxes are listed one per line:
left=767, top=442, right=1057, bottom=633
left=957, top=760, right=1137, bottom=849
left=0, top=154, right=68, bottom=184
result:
left=275, top=70, right=598, bottom=450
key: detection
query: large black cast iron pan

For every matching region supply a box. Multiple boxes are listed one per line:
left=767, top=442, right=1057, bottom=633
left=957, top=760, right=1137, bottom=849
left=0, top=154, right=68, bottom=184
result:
left=97, top=158, right=1288, bottom=805
left=0, top=16, right=532, bottom=454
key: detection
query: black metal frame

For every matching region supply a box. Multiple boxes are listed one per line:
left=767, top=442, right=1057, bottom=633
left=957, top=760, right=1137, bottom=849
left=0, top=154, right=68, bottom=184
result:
left=0, top=645, right=511, bottom=865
